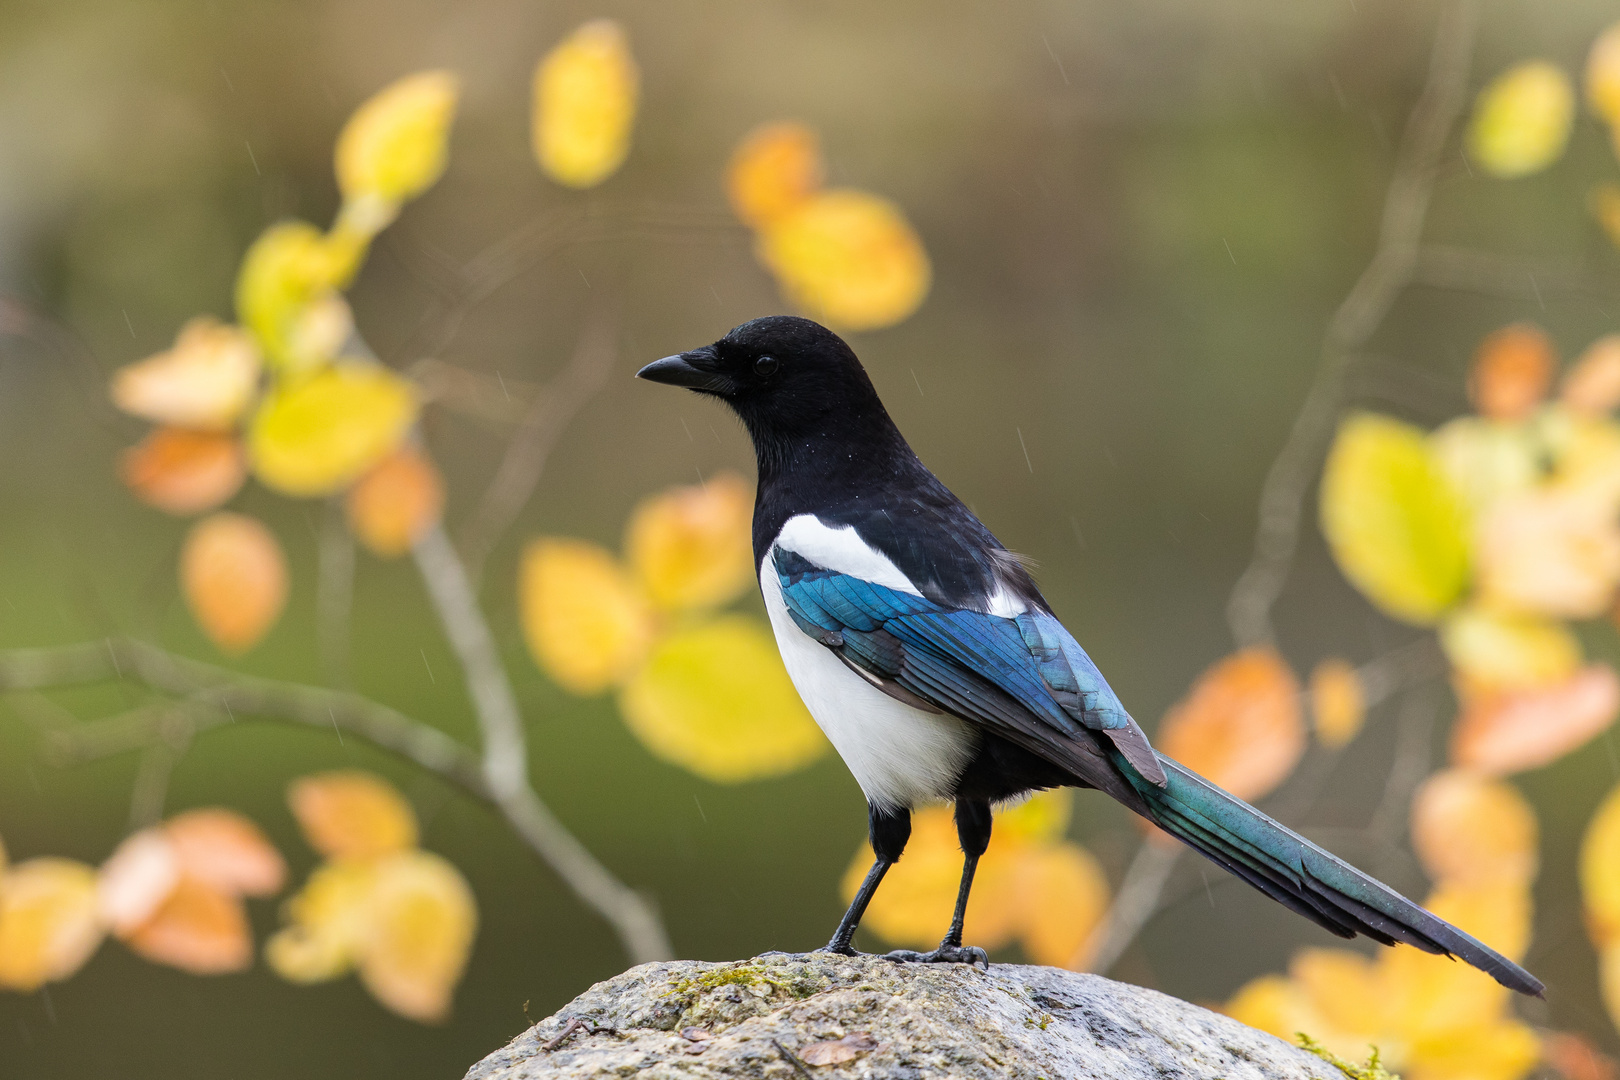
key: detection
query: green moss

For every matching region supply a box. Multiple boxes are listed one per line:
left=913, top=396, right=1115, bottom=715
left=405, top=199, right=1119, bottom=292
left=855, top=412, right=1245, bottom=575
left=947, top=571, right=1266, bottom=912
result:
left=1023, top=1012, right=1053, bottom=1030
left=1296, top=1034, right=1400, bottom=1080
left=663, top=962, right=820, bottom=1001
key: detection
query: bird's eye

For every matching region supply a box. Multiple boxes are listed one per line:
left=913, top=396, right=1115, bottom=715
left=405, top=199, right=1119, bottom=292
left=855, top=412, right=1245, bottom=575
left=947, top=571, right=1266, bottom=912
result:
left=754, top=355, right=779, bottom=377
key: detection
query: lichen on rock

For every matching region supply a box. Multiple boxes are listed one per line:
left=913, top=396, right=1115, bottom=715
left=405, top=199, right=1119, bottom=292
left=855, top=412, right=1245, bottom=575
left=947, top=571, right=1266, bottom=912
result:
left=464, top=952, right=1338, bottom=1079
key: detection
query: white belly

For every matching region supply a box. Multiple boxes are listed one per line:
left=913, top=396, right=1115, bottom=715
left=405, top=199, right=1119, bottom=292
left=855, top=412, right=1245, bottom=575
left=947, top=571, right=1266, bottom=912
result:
left=760, top=549, right=976, bottom=809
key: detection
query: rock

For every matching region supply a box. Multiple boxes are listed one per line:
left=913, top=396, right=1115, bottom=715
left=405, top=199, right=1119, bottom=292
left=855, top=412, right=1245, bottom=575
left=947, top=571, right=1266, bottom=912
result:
left=464, top=953, right=1340, bottom=1079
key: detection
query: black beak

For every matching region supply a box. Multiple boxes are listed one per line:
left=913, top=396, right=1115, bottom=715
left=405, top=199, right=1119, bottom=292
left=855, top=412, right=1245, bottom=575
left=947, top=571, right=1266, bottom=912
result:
left=636, top=349, right=727, bottom=392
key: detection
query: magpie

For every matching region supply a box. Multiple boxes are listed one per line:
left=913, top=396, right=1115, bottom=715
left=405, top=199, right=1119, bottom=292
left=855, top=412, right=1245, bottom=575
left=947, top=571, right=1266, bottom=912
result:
left=638, top=314, right=1542, bottom=996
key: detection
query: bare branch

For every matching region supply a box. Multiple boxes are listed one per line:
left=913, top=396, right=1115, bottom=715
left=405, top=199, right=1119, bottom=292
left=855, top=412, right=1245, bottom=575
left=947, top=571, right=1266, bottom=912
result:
left=412, top=524, right=673, bottom=963
left=1224, top=0, right=1479, bottom=648
left=1413, top=244, right=1620, bottom=302
left=457, top=310, right=618, bottom=580
left=1086, top=842, right=1180, bottom=975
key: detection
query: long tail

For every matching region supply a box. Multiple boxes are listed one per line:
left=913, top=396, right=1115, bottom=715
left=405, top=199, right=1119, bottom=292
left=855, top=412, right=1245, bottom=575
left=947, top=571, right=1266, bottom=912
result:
left=1125, top=752, right=1544, bottom=997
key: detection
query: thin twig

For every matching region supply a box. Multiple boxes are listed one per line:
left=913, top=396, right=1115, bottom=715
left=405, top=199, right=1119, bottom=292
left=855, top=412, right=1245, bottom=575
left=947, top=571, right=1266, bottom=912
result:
left=457, top=310, right=619, bottom=581
left=2, top=640, right=487, bottom=791
left=1086, top=841, right=1180, bottom=975
left=412, top=524, right=673, bottom=963
left=1224, top=0, right=1478, bottom=649
left=1413, top=244, right=1620, bottom=302
left=409, top=358, right=542, bottom=426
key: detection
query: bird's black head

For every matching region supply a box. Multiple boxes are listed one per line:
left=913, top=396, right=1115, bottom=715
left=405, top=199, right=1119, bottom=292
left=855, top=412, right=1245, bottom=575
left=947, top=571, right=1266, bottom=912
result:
left=638, top=316, right=903, bottom=462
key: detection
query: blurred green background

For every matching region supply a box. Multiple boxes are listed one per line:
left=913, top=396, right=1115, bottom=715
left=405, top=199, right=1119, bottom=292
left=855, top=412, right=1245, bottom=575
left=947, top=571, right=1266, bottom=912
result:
left=2, top=0, right=1618, bottom=1075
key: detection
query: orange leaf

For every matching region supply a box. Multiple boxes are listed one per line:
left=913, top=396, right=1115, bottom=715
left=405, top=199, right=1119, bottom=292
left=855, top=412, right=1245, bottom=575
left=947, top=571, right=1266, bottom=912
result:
left=726, top=122, right=824, bottom=228
left=180, top=512, right=288, bottom=654
left=1452, top=664, right=1620, bottom=774
left=1015, top=843, right=1109, bottom=969
left=1470, top=323, right=1555, bottom=422
left=289, top=771, right=418, bottom=861
left=357, top=851, right=477, bottom=1023
left=97, top=828, right=180, bottom=936
left=124, top=877, right=252, bottom=975
left=1309, top=658, right=1365, bottom=749
left=1543, top=1031, right=1619, bottom=1080
left=345, top=446, right=444, bottom=557
left=0, top=858, right=105, bottom=991
left=164, top=809, right=286, bottom=898
left=1410, top=769, right=1538, bottom=887
left=1563, top=336, right=1620, bottom=417
left=1155, top=648, right=1304, bottom=802
left=624, top=471, right=754, bottom=611
left=119, top=428, right=246, bottom=516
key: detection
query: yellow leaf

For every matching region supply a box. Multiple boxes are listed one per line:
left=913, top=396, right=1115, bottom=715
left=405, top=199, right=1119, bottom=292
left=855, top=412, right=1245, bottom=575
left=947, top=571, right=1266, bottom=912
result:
left=1440, top=606, right=1581, bottom=695
left=110, top=317, right=260, bottom=430
left=180, top=512, right=288, bottom=654
left=1410, top=769, right=1537, bottom=887
left=124, top=876, right=252, bottom=975
left=1469, top=323, right=1555, bottom=422
left=1477, top=488, right=1620, bottom=618
left=235, top=221, right=365, bottom=371
left=289, top=771, right=419, bottom=862
left=618, top=615, right=826, bottom=783
left=335, top=70, right=458, bottom=209
left=1015, top=843, right=1109, bottom=969
left=164, top=808, right=286, bottom=898
left=266, top=860, right=377, bottom=983
left=1405, top=1020, right=1540, bottom=1080
left=345, top=446, right=444, bottom=557
left=0, top=858, right=105, bottom=992
left=1290, top=948, right=1391, bottom=1041
left=519, top=538, right=656, bottom=694
left=726, top=122, right=824, bottom=228
left=994, top=788, right=1072, bottom=845
left=1581, top=781, right=1620, bottom=945
left=532, top=20, right=638, bottom=189
left=357, top=850, right=477, bottom=1024
left=1453, top=664, right=1620, bottom=775
left=1309, top=658, right=1365, bottom=749
left=1588, top=22, right=1620, bottom=125
left=1225, top=975, right=1369, bottom=1063
left=1467, top=61, right=1575, bottom=178
left=1320, top=413, right=1471, bottom=624
left=120, top=428, right=246, bottom=517
left=1551, top=415, right=1620, bottom=511
left=624, top=471, right=754, bottom=611
left=1429, top=416, right=1544, bottom=518
left=247, top=361, right=419, bottom=497
left=757, top=188, right=931, bottom=332
left=1564, top=336, right=1620, bottom=417
left=1155, top=648, right=1304, bottom=803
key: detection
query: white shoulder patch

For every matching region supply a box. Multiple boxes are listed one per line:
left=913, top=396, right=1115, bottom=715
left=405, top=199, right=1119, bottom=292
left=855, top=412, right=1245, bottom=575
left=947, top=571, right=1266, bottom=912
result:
left=772, top=515, right=921, bottom=596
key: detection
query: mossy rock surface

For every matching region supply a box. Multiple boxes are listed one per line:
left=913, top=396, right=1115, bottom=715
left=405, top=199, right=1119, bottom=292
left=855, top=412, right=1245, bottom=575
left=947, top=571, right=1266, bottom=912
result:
left=464, top=952, right=1337, bottom=1079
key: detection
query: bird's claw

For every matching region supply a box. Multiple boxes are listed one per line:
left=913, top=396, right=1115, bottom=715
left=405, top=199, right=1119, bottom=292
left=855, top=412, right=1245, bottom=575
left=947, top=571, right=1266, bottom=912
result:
left=882, top=944, right=990, bottom=969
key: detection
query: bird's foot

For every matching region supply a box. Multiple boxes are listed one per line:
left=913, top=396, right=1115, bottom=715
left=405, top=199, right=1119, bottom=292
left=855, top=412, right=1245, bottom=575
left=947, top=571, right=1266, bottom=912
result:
left=882, top=944, right=990, bottom=969
left=814, top=943, right=871, bottom=959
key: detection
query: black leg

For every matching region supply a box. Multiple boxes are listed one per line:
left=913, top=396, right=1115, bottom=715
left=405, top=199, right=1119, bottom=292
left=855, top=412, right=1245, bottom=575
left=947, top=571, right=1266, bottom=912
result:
left=822, top=804, right=911, bottom=955
left=884, top=799, right=992, bottom=968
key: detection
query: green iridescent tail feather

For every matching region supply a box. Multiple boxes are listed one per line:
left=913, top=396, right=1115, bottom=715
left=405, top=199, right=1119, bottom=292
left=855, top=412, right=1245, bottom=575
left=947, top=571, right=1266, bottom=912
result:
left=1126, top=753, right=1543, bottom=998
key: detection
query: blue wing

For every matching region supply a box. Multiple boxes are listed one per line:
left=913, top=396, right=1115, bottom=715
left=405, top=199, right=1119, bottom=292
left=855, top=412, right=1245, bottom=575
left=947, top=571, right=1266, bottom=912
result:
left=772, top=547, right=1167, bottom=786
